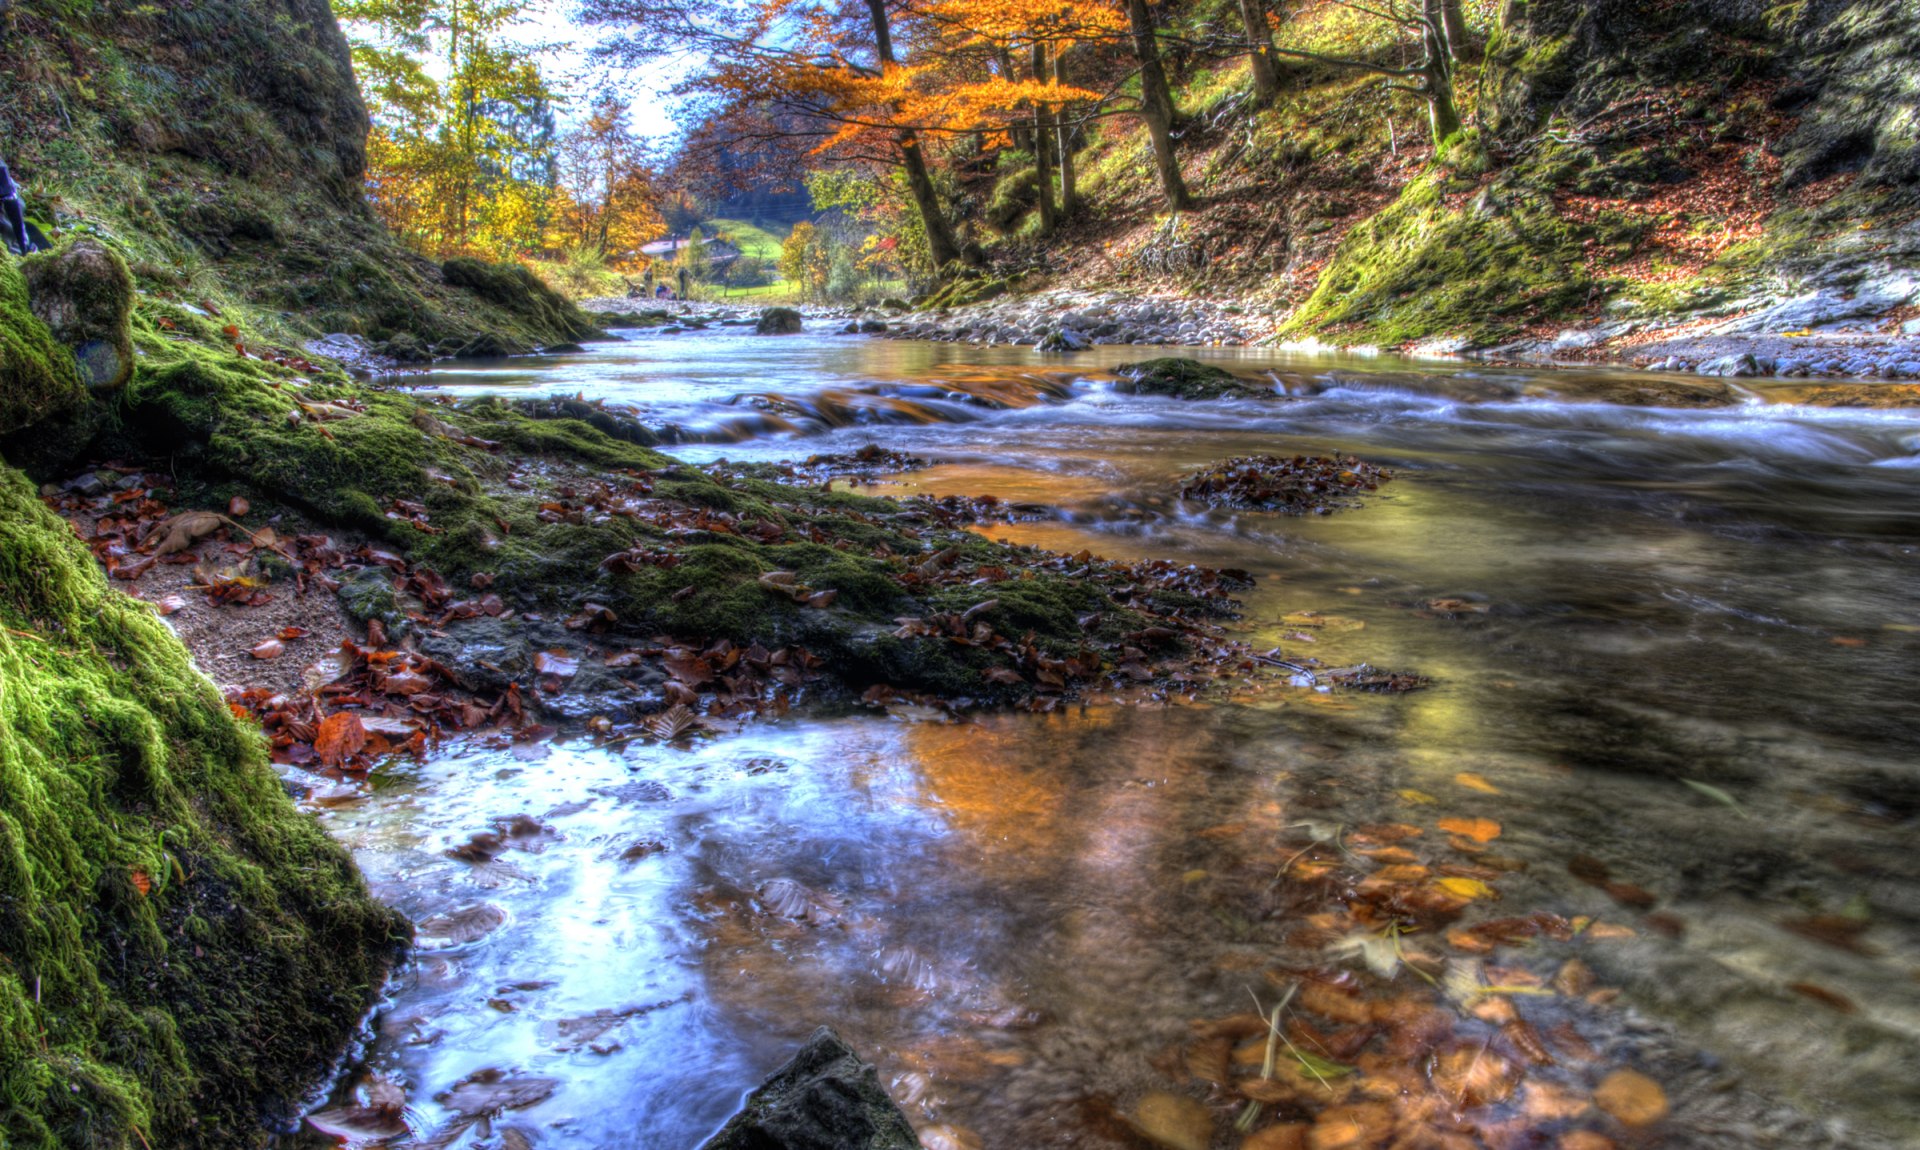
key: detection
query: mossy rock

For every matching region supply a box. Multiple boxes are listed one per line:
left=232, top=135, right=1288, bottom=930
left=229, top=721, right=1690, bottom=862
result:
left=1112, top=358, right=1274, bottom=400
left=1279, top=172, right=1641, bottom=348
left=756, top=307, right=804, bottom=335
left=441, top=258, right=603, bottom=350
left=0, top=465, right=405, bottom=1149
left=919, top=276, right=1011, bottom=311
left=20, top=240, right=136, bottom=394
left=0, top=256, right=93, bottom=471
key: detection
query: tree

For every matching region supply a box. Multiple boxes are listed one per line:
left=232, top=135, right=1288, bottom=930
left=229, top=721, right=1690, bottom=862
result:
left=676, top=226, right=712, bottom=285
left=1262, top=0, right=1464, bottom=146
left=1236, top=0, right=1280, bottom=105
left=1122, top=0, right=1193, bottom=210
left=558, top=94, right=666, bottom=262
left=338, top=0, right=563, bottom=257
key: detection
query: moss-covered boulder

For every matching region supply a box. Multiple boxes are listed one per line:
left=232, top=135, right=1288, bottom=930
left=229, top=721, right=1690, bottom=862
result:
left=0, top=257, right=88, bottom=437
left=20, top=239, right=137, bottom=394
left=1113, top=358, right=1274, bottom=400
left=0, top=466, right=405, bottom=1149
left=440, top=258, right=602, bottom=353
left=1, top=256, right=95, bottom=472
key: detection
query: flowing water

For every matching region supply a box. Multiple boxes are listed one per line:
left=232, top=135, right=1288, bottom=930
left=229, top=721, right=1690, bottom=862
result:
left=296, top=329, right=1920, bottom=1148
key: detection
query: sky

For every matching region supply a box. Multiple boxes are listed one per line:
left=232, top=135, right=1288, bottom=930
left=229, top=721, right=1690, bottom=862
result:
left=343, top=0, right=688, bottom=141
left=507, top=2, right=685, bottom=138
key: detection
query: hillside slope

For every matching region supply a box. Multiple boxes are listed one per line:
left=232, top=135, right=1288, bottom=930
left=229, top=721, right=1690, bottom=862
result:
left=0, top=0, right=595, bottom=361
left=976, top=0, right=1919, bottom=356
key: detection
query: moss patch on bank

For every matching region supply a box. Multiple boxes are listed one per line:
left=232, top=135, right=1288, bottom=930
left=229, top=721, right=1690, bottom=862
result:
left=0, top=467, right=405, bottom=1150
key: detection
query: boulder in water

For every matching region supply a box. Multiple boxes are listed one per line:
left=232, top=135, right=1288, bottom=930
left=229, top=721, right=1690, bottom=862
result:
left=700, top=1027, right=923, bottom=1150
left=1113, top=357, right=1273, bottom=400
left=758, top=307, right=805, bottom=335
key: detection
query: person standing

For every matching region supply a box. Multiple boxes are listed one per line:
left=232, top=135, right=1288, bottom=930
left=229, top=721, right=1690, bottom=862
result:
left=1, top=155, right=39, bottom=255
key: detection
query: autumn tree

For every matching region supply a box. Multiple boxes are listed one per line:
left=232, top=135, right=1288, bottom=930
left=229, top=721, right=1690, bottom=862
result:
left=339, top=0, right=562, bottom=257
left=558, top=94, right=665, bottom=262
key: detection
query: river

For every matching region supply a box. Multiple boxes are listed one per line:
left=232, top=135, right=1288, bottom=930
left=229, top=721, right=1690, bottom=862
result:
left=291, top=328, right=1920, bottom=1149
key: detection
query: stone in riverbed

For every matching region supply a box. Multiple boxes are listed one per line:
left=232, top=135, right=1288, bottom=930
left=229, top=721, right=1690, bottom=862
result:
left=700, top=1027, right=922, bottom=1150
left=758, top=307, right=805, bottom=334
left=1112, top=357, right=1273, bottom=400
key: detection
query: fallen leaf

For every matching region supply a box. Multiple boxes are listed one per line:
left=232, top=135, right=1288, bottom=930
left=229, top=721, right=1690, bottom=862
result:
left=1437, top=816, right=1501, bottom=843
left=1592, top=1069, right=1668, bottom=1128
left=315, top=712, right=368, bottom=767
left=1435, top=876, right=1498, bottom=901
left=1455, top=772, right=1501, bottom=794
left=250, top=638, right=285, bottom=660
left=228, top=496, right=251, bottom=517
left=533, top=650, right=579, bottom=678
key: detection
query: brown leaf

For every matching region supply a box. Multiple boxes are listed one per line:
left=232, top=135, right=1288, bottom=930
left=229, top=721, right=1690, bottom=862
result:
left=315, top=712, right=368, bottom=768
left=250, top=638, right=285, bottom=660
left=1592, top=1069, right=1668, bottom=1127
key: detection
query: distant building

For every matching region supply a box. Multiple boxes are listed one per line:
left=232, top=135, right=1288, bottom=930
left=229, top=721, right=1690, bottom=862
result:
left=639, top=235, right=742, bottom=269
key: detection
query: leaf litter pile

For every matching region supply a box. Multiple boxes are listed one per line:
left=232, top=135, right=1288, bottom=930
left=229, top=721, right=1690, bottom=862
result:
left=43, top=448, right=1429, bottom=795
left=1135, top=772, right=1702, bottom=1150
left=1181, top=455, right=1393, bottom=515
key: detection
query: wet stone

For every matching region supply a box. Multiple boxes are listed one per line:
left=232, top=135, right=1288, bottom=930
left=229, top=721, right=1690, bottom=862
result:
left=700, top=1027, right=922, bottom=1150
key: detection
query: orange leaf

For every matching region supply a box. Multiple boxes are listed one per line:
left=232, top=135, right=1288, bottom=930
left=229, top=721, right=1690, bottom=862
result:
left=1454, top=772, right=1501, bottom=794
left=315, top=712, right=368, bottom=768
left=130, top=869, right=152, bottom=896
left=1437, top=816, right=1502, bottom=843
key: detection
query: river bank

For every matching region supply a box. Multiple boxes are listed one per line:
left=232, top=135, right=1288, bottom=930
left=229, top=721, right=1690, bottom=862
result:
left=827, top=281, right=1920, bottom=388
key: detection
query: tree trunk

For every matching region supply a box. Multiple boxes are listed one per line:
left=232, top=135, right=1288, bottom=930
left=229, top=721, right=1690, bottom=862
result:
left=1053, top=48, right=1078, bottom=216
left=1031, top=42, right=1057, bottom=235
left=867, top=0, right=970, bottom=270
left=1421, top=0, right=1463, bottom=142
left=999, top=47, right=1034, bottom=153
left=1440, top=0, right=1471, bottom=60
left=1123, top=0, right=1192, bottom=210
left=1236, top=0, right=1280, bottom=105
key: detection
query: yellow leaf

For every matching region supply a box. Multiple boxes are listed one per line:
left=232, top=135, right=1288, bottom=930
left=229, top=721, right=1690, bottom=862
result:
left=1398, top=788, right=1437, bottom=805
left=1435, top=877, right=1497, bottom=901
left=1454, top=772, right=1501, bottom=794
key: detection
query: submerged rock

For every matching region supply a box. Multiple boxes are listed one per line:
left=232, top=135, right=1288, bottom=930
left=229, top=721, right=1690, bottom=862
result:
left=701, top=1027, right=923, bottom=1150
left=758, top=307, right=805, bottom=335
left=1113, top=357, right=1274, bottom=400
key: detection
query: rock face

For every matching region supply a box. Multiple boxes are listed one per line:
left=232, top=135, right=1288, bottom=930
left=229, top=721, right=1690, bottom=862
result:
left=701, top=1028, right=924, bottom=1150
left=758, top=307, right=806, bottom=334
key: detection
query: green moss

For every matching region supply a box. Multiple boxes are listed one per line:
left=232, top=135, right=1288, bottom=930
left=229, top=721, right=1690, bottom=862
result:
left=0, top=257, right=88, bottom=441
left=441, top=259, right=603, bottom=350
left=20, top=240, right=137, bottom=393
left=0, top=466, right=405, bottom=1149
left=1280, top=172, right=1644, bottom=348
left=1113, top=358, right=1273, bottom=400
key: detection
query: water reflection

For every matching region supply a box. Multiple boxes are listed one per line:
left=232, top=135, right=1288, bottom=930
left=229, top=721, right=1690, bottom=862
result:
left=294, top=335, right=1920, bottom=1148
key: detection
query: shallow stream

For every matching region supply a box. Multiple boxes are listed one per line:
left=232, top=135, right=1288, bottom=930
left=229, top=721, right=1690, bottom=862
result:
left=295, top=330, right=1920, bottom=1148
